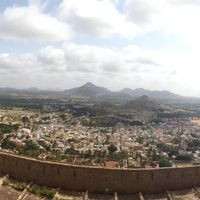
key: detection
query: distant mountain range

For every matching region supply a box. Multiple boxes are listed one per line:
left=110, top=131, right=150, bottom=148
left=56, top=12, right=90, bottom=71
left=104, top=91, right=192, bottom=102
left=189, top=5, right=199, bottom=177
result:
left=0, top=82, right=200, bottom=104
left=64, top=82, right=180, bottom=99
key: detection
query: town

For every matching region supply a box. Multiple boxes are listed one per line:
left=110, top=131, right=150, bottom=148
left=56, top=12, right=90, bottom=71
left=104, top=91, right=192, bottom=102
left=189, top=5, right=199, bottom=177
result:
left=1, top=96, right=200, bottom=170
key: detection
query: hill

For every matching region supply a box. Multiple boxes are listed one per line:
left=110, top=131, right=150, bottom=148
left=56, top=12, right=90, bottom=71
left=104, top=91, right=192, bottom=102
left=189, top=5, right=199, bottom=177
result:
left=64, top=82, right=111, bottom=97
left=1, top=82, right=200, bottom=104
left=125, top=95, right=166, bottom=111
left=120, top=88, right=179, bottom=99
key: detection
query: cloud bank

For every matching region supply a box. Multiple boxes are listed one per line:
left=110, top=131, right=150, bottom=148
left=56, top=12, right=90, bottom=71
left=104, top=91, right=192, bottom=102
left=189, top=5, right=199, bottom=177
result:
left=0, top=0, right=200, bottom=96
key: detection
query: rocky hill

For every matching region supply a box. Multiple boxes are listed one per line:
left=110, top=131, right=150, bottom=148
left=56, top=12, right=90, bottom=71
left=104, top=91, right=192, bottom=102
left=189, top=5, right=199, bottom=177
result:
left=125, top=95, right=166, bottom=111
left=64, top=82, right=111, bottom=97
left=120, top=88, right=179, bottom=99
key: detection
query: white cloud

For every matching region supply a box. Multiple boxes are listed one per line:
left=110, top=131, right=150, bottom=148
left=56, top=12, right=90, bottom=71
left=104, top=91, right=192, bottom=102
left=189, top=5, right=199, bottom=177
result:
left=0, top=43, right=184, bottom=92
left=56, top=0, right=140, bottom=38
left=1, top=0, right=200, bottom=45
left=124, top=0, right=166, bottom=26
left=1, top=0, right=200, bottom=96
left=124, top=0, right=200, bottom=47
left=0, top=0, right=200, bottom=45
left=38, top=46, right=66, bottom=67
left=163, top=3, right=200, bottom=47
left=169, top=0, right=200, bottom=6
left=0, top=5, right=71, bottom=42
left=1, top=41, right=200, bottom=96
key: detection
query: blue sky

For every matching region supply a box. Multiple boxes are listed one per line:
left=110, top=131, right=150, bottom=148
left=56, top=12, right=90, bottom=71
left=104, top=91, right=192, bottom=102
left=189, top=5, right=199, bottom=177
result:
left=0, top=0, right=200, bottom=96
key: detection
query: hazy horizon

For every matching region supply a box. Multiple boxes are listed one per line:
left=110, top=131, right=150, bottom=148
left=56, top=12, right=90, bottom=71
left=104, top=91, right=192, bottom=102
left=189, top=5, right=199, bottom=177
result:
left=0, top=0, right=200, bottom=96
left=0, top=81, right=179, bottom=92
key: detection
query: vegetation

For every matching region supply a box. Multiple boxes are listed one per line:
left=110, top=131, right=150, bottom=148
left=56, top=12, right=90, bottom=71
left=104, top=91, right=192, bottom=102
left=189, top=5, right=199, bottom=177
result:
left=1, top=138, right=40, bottom=158
left=65, top=147, right=78, bottom=155
left=108, top=144, right=117, bottom=155
left=12, top=182, right=27, bottom=191
left=109, top=150, right=128, bottom=161
left=1, top=138, right=16, bottom=150
left=21, top=116, right=29, bottom=125
left=0, top=123, right=19, bottom=134
left=136, top=136, right=144, bottom=144
left=159, top=158, right=172, bottom=167
left=157, top=143, right=179, bottom=157
left=175, top=154, right=193, bottom=162
left=28, top=184, right=55, bottom=198
left=187, top=139, right=200, bottom=150
left=24, top=139, right=39, bottom=151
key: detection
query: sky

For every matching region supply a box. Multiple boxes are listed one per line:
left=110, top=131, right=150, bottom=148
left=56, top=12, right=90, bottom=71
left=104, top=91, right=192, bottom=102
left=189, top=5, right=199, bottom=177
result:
left=0, top=0, right=200, bottom=96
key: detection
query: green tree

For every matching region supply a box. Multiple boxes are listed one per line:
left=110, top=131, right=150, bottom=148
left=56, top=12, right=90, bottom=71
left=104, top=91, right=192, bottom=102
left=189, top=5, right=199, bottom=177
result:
left=21, top=116, right=29, bottom=125
left=137, top=136, right=144, bottom=144
left=1, top=138, right=15, bottom=150
left=108, top=144, right=117, bottom=155
left=65, top=147, right=77, bottom=155
left=0, top=123, right=19, bottom=134
left=159, top=158, right=172, bottom=167
left=24, top=140, right=39, bottom=151
left=175, top=154, right=193, bottom=162
left=118, top=150, right=128, bottom=159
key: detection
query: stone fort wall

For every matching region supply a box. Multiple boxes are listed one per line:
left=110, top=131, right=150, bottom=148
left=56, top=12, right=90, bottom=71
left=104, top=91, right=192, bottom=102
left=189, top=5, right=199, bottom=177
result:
left=0, top=151, right=199, bottom=194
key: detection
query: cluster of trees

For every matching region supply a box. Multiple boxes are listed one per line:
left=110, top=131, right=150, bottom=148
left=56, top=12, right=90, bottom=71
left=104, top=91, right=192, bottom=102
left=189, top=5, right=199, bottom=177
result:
left=136, top=136, right=144, bottom=144
left=159, top=158, right=172, bottom=167
left=1, top=138, right=16, bottom=149
left=157, top=112, right=189, bottom=119
left=17, top=139, right=40, bottom=157
left=157, top=143, right=179, bottom=157
left=187, top=139, right=200, bottom=150
left=155, top=142, right=194, bottom=164
left=175, top=154, right=193, bottom=162
left=151, top=150, right=172, bottom=167
left=0, top=123, right=19, bottom=134
left=0, top=97, right=57, bottom=110
left=64, top=144, right=128, bottom=164
left=1, top=138, right=40, bottom=158
left=107, top=144, right=128, bottom=161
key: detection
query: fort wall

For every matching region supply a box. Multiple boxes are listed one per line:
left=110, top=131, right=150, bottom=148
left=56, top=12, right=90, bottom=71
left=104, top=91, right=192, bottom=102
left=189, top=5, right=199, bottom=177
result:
left=0, top=151, right=199, bottom=194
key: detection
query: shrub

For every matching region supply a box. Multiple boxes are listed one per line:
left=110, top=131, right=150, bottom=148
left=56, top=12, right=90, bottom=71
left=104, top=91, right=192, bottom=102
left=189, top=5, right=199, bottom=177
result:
left=13, top=182, right=27, bottom=191
left=28, top=184, right=40, bottom=195
left=40, top=186, right=55, bottom=198
left=28, top=184, right=55, bottom=198
left=159, top=158, right=172, bottom=167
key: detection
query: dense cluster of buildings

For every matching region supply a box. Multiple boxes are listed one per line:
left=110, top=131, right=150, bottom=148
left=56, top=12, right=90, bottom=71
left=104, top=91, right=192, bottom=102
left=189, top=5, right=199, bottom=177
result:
left=1, top=107, right=200, bottom=168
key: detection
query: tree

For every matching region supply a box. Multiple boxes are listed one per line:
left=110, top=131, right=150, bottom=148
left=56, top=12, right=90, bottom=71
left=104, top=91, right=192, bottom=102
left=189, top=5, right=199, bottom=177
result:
left=108, top=144, right=117, bottom=155
left=159, top=158, right=172, bottom=167
left=65, top=147, right=77, bottom=155
left=22, top=116, right=29, bottom=125
left=157, top=143, right=179, bottom=157
left=0, top=123, right=19, bottom=134
left=60, top=114, right=66, bottom=121
left=175, top=154, right=193, bottom=162
left=187, top=139, right=200, bottom=150
left=137, top=136, right=144, bottom=144
left=85, top=149, right=92, bottom=158
left=1, top=138, right=15, bottom=150
left=24, top=140, right=39, bottom=151
left=119, top=150, right=129, bottom=160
